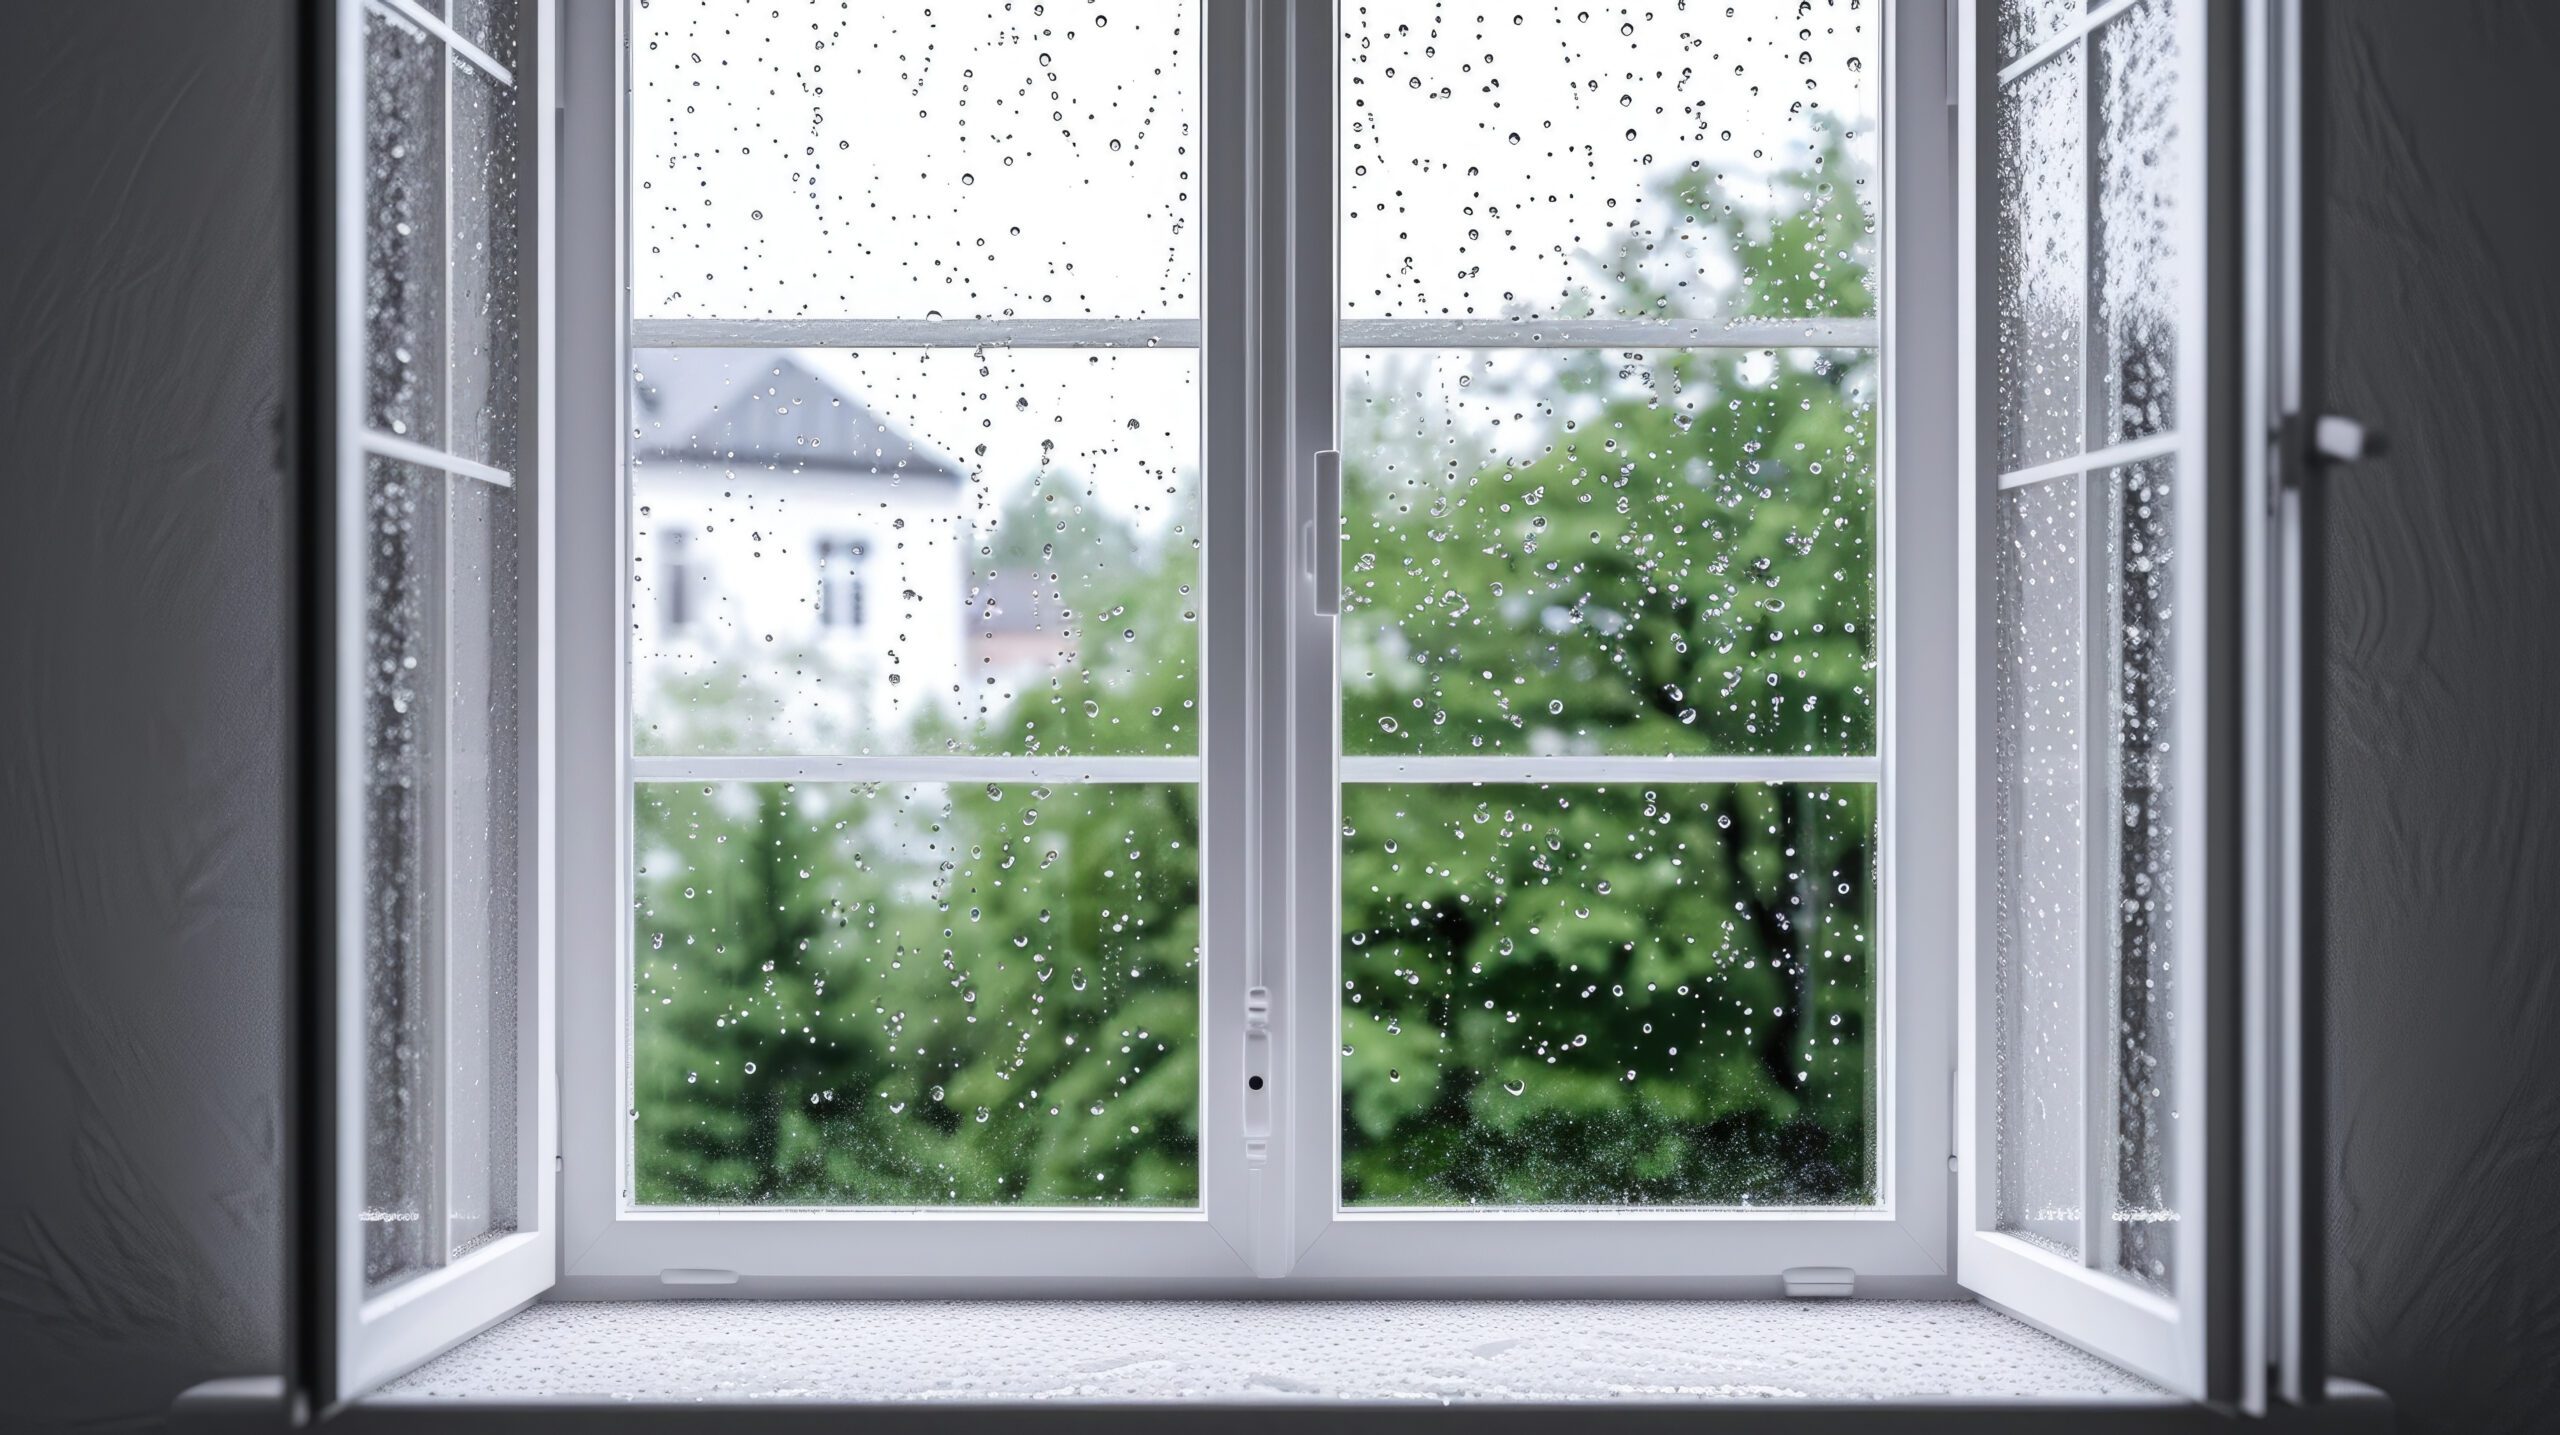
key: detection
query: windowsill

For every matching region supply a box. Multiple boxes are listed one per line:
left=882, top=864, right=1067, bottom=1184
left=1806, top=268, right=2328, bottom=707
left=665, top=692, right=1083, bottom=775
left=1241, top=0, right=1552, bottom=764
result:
left=293, top=1297, right=2401, bottom=1432
left=167, top=1303, right=2395, bottom=1431
left=371, top=1297, right=2166, bottom=1408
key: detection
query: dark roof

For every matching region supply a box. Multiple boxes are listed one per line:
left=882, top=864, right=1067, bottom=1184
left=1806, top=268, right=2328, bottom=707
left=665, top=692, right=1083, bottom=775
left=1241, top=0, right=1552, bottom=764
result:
left=630, top=350, right=968, bottom=483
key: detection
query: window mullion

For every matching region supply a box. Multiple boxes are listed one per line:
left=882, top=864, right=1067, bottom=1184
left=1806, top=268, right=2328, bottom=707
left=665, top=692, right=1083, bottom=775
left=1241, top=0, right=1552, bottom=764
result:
left=2075, top=17, right=2115, bottom=1276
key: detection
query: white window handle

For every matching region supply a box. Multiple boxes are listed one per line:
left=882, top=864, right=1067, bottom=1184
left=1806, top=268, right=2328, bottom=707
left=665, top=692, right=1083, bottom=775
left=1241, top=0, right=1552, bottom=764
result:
left=1307, top=449, right=1341, bottom=618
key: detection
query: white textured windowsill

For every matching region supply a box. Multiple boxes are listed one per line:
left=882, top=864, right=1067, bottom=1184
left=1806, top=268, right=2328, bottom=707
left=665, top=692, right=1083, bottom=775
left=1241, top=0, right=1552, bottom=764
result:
left=377, top=1298, right=2165, bottom=1405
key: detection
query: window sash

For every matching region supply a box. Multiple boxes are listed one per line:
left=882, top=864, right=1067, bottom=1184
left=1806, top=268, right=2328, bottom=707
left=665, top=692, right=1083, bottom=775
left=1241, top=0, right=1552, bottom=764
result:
left=320, top=0, right=555, bottom=1405
left=1954, top=0, right=2245, bottom=1401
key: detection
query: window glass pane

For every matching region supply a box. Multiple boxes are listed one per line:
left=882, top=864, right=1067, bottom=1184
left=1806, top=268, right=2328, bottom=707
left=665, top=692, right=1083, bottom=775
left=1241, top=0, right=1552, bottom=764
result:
left=450, top=0, right=518, bottom=74
left=1340, top=783, right=1875, bottom=1207
left=1340, top=347, right=1875, bottom=758
left=2105, top=457, right=2176, bottom=1291
left=364, top=5, right=443, bottom=445
left=632, top=780, right=1200, bottom=1206
left=1340, top=3, right=1875, bottom=324
left=443, top=478, right=521, bottom=1258
left=2095, top=0, right=2177, bottom=446
left=1997, top=0, right=2080, bottom=65
left=1995, top=51, right=2083, bottom=473
left=628, top=347, right=1200, bottom=758
left=363, top=456, right=435, bottom=1289
left=449, top=55, right=522, bottom=473
left=632, top=1, right=1198, bottom=321
left=1993, top=476, right=2085, bottom=1257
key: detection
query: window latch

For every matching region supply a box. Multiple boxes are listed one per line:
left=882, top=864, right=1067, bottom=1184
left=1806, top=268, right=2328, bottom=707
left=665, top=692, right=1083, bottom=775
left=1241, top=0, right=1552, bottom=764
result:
left=2286, top=412, right=2388, bottom=485
left=1781, top=1266, right=1856, bottom=1298
left=1306, top=449, right=1341, bottom=618
left=1243, top=986, right=1273, bottom=1166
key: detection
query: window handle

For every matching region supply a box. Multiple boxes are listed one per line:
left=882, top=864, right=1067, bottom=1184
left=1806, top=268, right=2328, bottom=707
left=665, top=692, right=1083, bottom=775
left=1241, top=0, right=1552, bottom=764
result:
left=1307, top=449, right=1342, bottom=618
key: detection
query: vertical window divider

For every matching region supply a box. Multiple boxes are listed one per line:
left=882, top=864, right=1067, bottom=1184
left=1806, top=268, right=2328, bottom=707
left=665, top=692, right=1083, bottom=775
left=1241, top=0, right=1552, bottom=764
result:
left=2075, top=17, right=2114, bottom=1278
left=426, top=14, right=459, bottom=1277
left=1275, top=0, right=1341, bottom=1279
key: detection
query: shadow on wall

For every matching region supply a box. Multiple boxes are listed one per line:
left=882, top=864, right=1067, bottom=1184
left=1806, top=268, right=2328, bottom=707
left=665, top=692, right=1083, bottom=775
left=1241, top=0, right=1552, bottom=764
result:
left=2319, top=5, right=2560, bottom=1435
left=0, top=3, right=292, bottom=1429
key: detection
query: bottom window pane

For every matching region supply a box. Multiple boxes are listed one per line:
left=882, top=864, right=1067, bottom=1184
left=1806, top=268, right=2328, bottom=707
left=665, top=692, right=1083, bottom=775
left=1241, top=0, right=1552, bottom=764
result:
left=2106, top=458, right=2177, bottom=1292
left=1339, top=782, right=1876, bottom=1208
left=363, top=456, right=433, bottom=1289
left=1993, top=476, right=2086, bottom=1258
left=361, top=459, right=524, bottom=1289
left=632, top=780, right=1201, bottom=1206
left=443, top=479, right=521, bottom=1260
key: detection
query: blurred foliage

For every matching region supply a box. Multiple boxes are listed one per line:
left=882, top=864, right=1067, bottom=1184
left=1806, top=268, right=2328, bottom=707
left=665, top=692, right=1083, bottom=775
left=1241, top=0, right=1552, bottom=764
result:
left=632, top=134, right=1879, bottom=1208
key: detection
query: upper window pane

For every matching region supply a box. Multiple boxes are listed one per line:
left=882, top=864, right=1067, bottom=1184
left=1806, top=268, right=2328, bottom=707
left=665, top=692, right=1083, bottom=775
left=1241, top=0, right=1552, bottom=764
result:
left=2095, top=0, right=2178, bottom=446
left=364, top=5, right=443, bottom=444
left=451, top=0, right=519, bottom=73
left=1341, top=3, right=1875, bottom=324
left=1341, top=346, right=1876, bottom=758
left=629, top=347, right=1201, bottom=758
left=1995, top=50, right=2084, bottom=473
left=633, top=1, right=1198, bottom=321
left=1997, top=0, right=2079, bottom=65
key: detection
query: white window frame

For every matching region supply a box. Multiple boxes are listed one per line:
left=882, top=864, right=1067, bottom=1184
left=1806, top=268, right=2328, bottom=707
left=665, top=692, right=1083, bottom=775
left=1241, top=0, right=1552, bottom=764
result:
left=319, top=0, right=558, bottom=1402
left=549, top=0, right=1958, bottom=1298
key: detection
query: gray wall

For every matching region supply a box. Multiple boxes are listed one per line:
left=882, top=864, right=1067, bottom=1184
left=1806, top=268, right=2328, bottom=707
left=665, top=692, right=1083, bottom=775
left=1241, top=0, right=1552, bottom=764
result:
left=2316, top=5, right=2560, bottom=1435
left=0, top=3, right=292, bottom=1430
left=3, top=2, right=2557, bottom=1432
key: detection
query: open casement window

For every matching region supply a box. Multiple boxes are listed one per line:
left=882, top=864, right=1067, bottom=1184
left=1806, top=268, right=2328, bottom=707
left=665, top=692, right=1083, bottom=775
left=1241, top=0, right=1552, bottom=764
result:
left=309, top=0, right=556, bottom=1406
left=303, top=0, right=2333, bottom=1412
left=1950, top=0, right=2316, bottom=1405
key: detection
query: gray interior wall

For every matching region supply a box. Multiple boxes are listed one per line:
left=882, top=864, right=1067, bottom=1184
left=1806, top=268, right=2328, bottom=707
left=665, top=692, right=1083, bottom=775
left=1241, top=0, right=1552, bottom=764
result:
left=2315, top=6, right=2560, bottom=1435
left=0, top=3, right=292, bottom=1430
left=1, top=3, right=2556, bottom=1433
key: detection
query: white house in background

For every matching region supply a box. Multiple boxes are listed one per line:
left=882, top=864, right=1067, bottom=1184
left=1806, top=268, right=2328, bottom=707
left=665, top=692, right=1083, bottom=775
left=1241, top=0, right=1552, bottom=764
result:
left=628, top=349, right=1068, bottom=751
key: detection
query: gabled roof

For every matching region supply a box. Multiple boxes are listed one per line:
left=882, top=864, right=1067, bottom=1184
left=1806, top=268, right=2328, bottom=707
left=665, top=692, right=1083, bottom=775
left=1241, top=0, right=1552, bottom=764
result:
left=630, top=349, right=969, bottom=483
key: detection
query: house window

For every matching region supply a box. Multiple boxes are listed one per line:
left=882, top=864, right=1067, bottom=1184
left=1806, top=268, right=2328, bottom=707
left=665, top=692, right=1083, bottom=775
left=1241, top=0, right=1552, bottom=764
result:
left=324, top=0, right=2313, bottom=1409
left=569, top=0, right=1956, bottom=1289
left=658, top=529, right=691, bottom=630
left=814, top=538, right=865, bottom=631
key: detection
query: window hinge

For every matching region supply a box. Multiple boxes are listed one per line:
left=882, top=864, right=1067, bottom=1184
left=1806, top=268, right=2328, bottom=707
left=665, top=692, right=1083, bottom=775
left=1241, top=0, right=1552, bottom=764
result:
left=1782, top=1266, right=1856, bottom=1298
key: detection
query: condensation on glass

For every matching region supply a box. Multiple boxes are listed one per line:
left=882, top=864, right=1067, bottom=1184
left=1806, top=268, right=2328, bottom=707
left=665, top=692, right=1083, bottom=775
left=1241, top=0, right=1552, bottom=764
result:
left=2095, top=0, right=2178, bottom=446
left=2105, top=457, right=2176, bottom=1292
left=1991, top=478, right=2084, bottom=1257
left=626, top=2, right=1206, bottom=1209
left=1336, top=5, right=1880, bottom=1207
left=358, top=0, right=525, bottom=1292
left=364, top=6, right=443, bottom=446
left=1996, top=0, right=2081, bottom=66
left=1340, top=4, right=1877, bottom=324
left=1995, top=49, right=2082, bottom=474
left=1339, top=348, right=1877, bottom=760
left=1340, top=784, right=1876, bottom=1207
left=633, top=2, right=1197, bottom=321
left=631, top=781, right=1201, bottom=1206
left=628, top=348, right=1201, bottom=759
